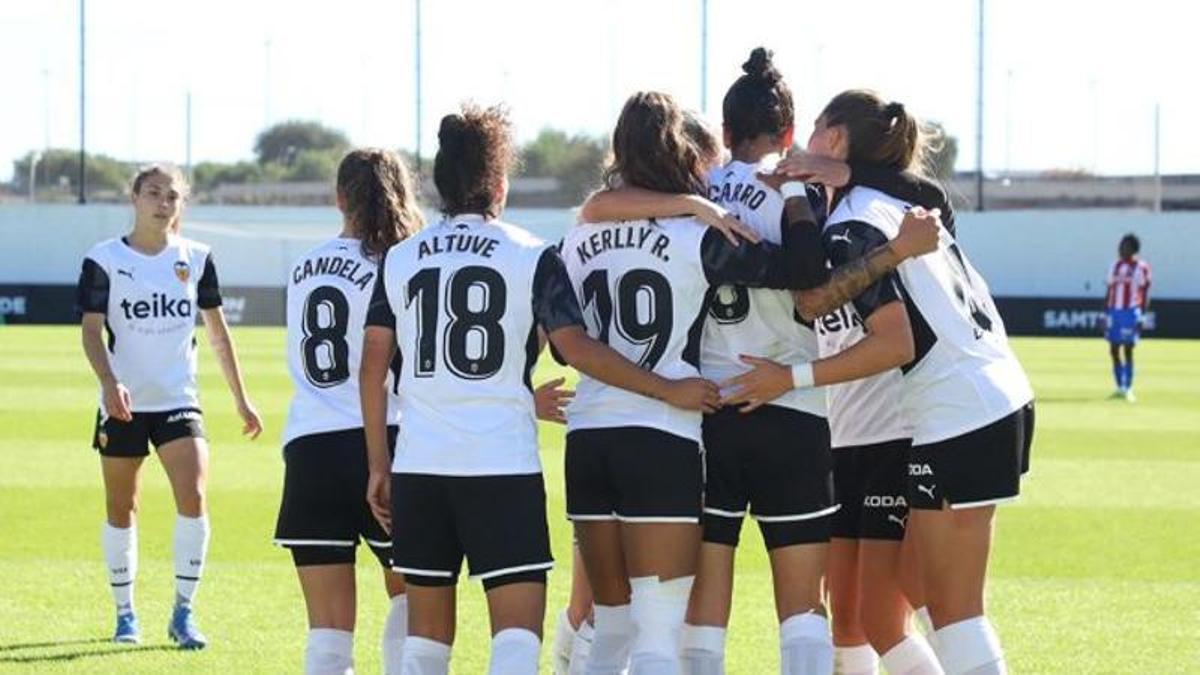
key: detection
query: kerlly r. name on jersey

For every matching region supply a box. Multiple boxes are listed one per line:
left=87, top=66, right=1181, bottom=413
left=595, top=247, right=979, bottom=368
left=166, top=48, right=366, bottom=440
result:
left=574, top=224, right=670, bottom=265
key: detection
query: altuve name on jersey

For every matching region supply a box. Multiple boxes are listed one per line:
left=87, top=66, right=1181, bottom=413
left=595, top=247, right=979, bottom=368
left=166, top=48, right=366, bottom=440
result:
left=417, top=233, right=500, bottom=260
left=292, top=255, right=376, bottom=291
left=574, top=224, right=671, bottom=265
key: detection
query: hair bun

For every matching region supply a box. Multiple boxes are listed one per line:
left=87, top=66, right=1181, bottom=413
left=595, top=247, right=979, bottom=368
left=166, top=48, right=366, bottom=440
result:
left=884, top=102, right=905, bottom=119
left=438, top=114, right=467, bottom=144
left=742, top=47, right=780, bottom=85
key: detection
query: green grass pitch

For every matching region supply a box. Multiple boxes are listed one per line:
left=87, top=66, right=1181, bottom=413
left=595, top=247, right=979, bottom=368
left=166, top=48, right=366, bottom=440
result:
left=0, top=326, right=1197, bottom=673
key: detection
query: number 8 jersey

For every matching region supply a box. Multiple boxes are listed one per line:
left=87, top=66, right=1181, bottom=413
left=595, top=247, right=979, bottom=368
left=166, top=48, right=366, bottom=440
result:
left=826, top=186, right=1034, bottom=445
left=368, top=215, right=585, bottom=476
left=283, top=237, right=399, bottom=446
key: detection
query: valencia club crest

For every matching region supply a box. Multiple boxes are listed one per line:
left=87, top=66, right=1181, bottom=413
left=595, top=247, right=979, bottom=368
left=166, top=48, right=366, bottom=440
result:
left=174, top=260, right=191, bottom=283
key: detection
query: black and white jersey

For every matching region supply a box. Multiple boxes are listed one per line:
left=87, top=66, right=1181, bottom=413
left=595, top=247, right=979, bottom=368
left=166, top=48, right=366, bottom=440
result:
left=561, top=217, right=807, bottom=442
left=76, top=236, right=222, bottom=413
left=825, top=186, right=1034, bottom=445
left=282, top=237, right=400, bottom=446
left=705, top=158, right=825, bottom=417
left=367, top=215, right=585, bottom=477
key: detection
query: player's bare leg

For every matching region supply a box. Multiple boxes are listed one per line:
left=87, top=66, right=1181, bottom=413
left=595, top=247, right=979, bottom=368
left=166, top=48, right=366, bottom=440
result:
left=911, top=505, right=1002, bottom=674
left=769, top=541, right=833, bottom=674
left=298, top=564, right=358, bottom=673
left=486, top=581, right=547, bottom=673
left=622, top=522, right=701, bottom=674
left=899, top=522, right=934, bottom=642
left=381, top=569, right=407, bottom=674
left=403, top=584, right=456, bottom=674
left=159, top=437, right=211, bottom=648
left=576, top=520, right=633, bottom=674
left=827, top=538, right=876, bottom=674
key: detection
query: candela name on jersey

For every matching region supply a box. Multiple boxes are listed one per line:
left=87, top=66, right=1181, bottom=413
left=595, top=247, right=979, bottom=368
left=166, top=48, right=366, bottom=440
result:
left=417, top=234, right=499, bottom=260
left=574, top=225, right=670, bottom=266
left=292, top=256, right=375, bottom=291
left=120, top=293, right=192, bottom=319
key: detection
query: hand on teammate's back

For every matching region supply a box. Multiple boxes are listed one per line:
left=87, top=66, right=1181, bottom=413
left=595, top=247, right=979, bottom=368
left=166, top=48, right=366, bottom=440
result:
left=366, top=471, right=391, bottom=534
left=661, top=377, right=721, bottom=413
left=237, top=401, right=264, bottom=440
left=102, top=381, right=134, bottom=422
left=534, top=377, right=574, bottom=424
left=892, top=206, right=942, bottom=260
left=719, top=355, right=795, bottom=413
left=772, top=149, right=852, bottom=187
left=693, top=199, right=762, bottom=246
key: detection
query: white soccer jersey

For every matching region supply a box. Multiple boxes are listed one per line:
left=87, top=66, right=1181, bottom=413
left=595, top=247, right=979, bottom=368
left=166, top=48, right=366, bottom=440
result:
left=76, top=236, right=221, bottom=413
left=282, top=237, right=400, bottom=445
left=705, top=158, right=826, bottom=417
left=826, top=186, right=1034, bottom=445
left=561, top=217, right=805, bottom=442
left=815, top=304, right=911, bottom=449
left=368, top=215, right=585, bottom=477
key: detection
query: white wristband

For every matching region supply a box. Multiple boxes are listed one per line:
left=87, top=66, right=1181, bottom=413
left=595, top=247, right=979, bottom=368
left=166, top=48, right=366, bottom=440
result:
left=791, top=363, right=815, bottom=389
left=781, top=181, right=807, bottom=200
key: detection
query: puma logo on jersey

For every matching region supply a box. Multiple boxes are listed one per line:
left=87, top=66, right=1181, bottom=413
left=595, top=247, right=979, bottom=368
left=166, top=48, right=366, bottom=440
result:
left=917, top=484, right=937, bottom=500
left=117, top=268, right=135, bottom=280
left=888, top=514, right=908, bottom=528
left=909, top=463, right=934, bottom=477
left=863, top=494, right=908, bottom=508
left=829, top=232, right=853, bottom=245
left=120, top=293, right=193, bottom=320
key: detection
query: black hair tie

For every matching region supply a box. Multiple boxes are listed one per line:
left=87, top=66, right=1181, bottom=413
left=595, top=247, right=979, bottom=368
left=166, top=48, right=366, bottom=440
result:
left=885, top=102, right=905, bottom=119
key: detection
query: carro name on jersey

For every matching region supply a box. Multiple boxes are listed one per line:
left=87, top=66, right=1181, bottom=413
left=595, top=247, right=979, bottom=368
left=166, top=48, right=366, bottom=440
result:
left=292, top=255, right=376, bottom=291
left=418, top=233, right=500, bottom=260
left=120, top=293, right=193, bottom=319
left=709, top=181, right=768, bottom=210
left=574, top=224, right=671, bottom=265
left=816, top=305, right=863, bottom=336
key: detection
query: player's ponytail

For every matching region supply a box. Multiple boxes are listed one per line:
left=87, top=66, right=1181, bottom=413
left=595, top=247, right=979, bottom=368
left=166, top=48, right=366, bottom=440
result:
left=722, top=47, right=795, bottom=150
left=820, top=90, right=932, bottom=175
left=336, top=149, right=424, bottom=260
left=602, top=91, right=708, bottom=196
left=433, top=103, right=517, bottom=218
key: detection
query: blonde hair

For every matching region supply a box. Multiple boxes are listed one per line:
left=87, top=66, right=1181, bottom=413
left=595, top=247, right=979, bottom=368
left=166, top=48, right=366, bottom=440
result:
left=131, top=163, right=190, bottom=233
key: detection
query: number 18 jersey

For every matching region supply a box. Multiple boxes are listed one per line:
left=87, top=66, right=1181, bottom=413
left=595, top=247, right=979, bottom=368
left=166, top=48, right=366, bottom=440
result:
left=283, top=237, right=398, bottom=446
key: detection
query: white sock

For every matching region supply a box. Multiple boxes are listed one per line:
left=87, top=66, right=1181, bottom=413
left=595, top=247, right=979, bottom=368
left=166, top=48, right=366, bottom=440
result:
left=834, top=644, right=878, bottom=675
left=681, top=624, right=726, bottom=675
left=382, top=594, right=407, bottom=675
left=881, top=635, right=943, bottom=675
left=567, top=620, right=594, bottom=675
left=553, top=610, right=577, bottom=675
left=779, top=611, right=833, bottom=675
left=306, top=628, right=355, bottom=675
left=628, top=575, right=692, bottom=675
left=102, top=522, right=137, bottom=616
left=401, top=636, right=451, bottom=675
left=173, top=514, right=210, bottom=606
left=489, top=627, right=540, bottom=675
left=934, top=617, right=1005, bottom=675
left=585, top=603, right=634, bottom=675
left=914, top=607, right=936, bottom=647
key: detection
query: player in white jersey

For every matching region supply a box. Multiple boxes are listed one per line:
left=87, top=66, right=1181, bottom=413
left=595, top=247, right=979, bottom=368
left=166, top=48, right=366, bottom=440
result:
left=271, top=149, right=422, bottom=674
left=767, top=91, right=1035, bottom=675
left=360, top=105, right=717, bottom=675
left=76, top=164, right=263, bottom=649
left=580, top=53, right=939, bottom=675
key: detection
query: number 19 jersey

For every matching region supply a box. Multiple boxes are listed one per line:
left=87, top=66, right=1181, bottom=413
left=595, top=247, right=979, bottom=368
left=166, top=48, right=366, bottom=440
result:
left=369, top=215, right=585, bottom=477
left=283, top=237, right=398, bottom=446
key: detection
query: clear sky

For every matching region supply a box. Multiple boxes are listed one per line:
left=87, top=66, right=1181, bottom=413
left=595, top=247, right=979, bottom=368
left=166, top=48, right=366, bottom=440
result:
left=0, top=0, right=1194, bottom=182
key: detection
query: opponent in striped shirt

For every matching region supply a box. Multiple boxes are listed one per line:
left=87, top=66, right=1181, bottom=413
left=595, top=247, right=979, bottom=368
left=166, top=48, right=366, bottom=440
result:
left=1104, top=234, right=1151, bottom=400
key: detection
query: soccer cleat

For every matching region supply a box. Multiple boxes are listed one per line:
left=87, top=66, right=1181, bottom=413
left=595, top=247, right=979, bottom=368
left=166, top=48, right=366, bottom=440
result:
left=1123, top=389, right=1137, bottom=402
left=167, top=604, right=208, bottom=650
left=113, top=612, right=140, bottom=644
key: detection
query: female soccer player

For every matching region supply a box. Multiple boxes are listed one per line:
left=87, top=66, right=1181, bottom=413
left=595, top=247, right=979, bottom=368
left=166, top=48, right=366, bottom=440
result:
left=581, top=51, right=939, bottom=675
left=754, top=90, right=1034, bottom=675
left=77, top=163, right=263, bottom=648
left=273, top=148, right=421, bottom=674
left=1103, top=233, right=1151, bottom=401
left=360, top=103, right=716, bottom=675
